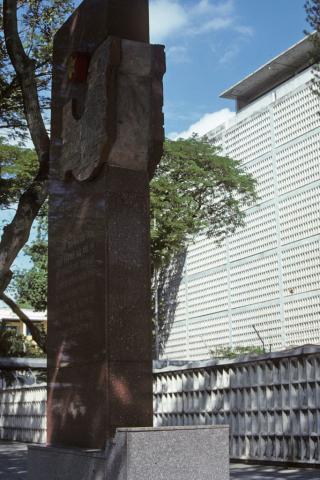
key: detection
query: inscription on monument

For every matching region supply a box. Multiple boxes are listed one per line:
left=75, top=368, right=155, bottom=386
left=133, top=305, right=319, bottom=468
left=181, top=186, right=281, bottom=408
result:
left=54, top=229, right=97, bottom=339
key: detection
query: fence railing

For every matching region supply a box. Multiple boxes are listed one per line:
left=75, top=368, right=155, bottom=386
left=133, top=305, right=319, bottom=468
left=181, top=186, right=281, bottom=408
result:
left=0, top=386, right=46, bottom=444
left=153, top=346, right=320, bottom=465
left=1, top=346, right=320, bottom=465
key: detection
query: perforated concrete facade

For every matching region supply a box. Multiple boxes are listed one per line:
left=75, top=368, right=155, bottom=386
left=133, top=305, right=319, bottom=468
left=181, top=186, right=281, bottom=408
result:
left=159, top=59, right=320, bottom=361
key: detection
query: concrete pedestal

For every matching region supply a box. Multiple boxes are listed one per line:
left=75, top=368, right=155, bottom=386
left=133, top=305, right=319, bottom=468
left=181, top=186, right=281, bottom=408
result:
left=28, top=426, right=229, bottom=480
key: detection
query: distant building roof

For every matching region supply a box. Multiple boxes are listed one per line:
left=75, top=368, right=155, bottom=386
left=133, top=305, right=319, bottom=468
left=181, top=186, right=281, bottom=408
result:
left=220, top=34, right=316, bottom=109
left=0, top=308, right=47, bottom=321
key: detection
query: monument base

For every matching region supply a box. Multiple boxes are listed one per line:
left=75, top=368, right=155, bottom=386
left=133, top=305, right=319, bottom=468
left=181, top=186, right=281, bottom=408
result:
left=28, top=426, right=229, bottom=479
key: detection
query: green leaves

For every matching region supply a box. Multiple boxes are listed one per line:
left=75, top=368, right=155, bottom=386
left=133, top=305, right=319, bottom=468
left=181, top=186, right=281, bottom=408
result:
left=150, top=135, right=258, bottom=270
left=211, top=345, right=264, bottom=359
left=305, top=1, right=320, bottom=102
left=0, top=321, right=45, bottom=357
left=0, top=136, right=38, bottom=207
left=11, top=201, right=48, bottom=311
left=0, top=0, right=74, bottom=138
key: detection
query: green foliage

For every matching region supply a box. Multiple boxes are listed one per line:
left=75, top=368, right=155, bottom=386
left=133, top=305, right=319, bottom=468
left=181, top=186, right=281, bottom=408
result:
left=12, top=203, right=48, bottom=311
left=32, top=321, right=47, bottom=354
left=9, top=135, right=258, bottom=311
left=211, top=345, right=264, bottom=360
left=0, top=0, right=74, bottom=139
left=150, top=135, right=258, bottom=269
left=0, top=321, right=45, bottom=357
left=305, top=1, right=320, bottom=100
left=0, top=137, right=38, bottom=208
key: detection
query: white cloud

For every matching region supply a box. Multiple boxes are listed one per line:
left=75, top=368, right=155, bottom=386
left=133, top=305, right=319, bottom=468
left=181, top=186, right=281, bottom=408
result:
left=191, top=17, right=233, bottom=34
left=166, top=45, right=190, bottom=63
left=150, top=0, right=252, bottom=43
left=168, top=108, right=235, bottom=140
left=191, top=0, right=234, bottom=18
left=149, top=0, right=188, bottom=43
left=235, top=25, right=254, bottom=36
left=219, top=44, right=240, bottom=64
left=167, top=131, right=179, bottom=139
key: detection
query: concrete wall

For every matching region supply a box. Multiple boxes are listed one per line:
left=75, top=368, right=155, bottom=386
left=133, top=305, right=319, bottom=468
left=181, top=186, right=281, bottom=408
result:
left=3, top=347, right=320, bottom=466
left=154, top=347, right=320, bottom=465
left=0, top=358, right=47, bottom=443
left=0, top=386, right=46, bottom=443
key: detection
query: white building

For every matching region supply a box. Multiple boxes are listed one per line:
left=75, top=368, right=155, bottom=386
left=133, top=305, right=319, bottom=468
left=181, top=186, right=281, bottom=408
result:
left=0, top=308, right=47, bottom=338
left=160, top=36, right=320, bottom=361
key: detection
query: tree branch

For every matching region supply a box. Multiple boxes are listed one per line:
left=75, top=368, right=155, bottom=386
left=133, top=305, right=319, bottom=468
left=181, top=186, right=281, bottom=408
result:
left=0, top=158, right=49, bottom=292
left=0, top=0, right=50, bottom=293
left=0, top=75, right=20, bottom=102
left=3, top=0, right=50, bottom=155
left=0, top=291, right=47, bottom=353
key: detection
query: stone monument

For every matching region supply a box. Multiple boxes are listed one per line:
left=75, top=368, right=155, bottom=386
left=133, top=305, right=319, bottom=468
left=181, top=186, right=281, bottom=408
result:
left=28, top=1, right=229, bottom=478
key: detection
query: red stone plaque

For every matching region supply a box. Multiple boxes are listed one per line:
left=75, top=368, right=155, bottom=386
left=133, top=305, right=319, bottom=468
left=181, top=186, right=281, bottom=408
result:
left=67, top=52, right=89, bottom=83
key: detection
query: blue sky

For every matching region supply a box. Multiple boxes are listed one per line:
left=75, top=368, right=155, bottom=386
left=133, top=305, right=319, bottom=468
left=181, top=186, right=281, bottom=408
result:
left=2, top=0, right=312, bottom=276
left=148, top=0, right=309, bottom=138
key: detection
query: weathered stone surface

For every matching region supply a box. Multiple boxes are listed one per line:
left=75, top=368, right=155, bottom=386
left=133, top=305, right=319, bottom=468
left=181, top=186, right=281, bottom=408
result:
left=60, top=36, right=165, bottom=181
left=107, top=40, right=165, bottom=176
left=60, top=37, right=115, bottom=181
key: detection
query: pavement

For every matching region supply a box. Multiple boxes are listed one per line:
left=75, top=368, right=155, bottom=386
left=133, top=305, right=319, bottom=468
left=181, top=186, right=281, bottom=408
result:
left=230, top=462, right=320, bottom=479
left=0, top=440, right=319, bottom=479
left=0, top=440, right=27, bottom=479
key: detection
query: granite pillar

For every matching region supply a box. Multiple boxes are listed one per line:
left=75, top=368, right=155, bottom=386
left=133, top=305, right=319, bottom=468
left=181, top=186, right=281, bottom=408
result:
left=44, top=0, right=165, bottom=451
left=47, top=166, right=153, bottom=448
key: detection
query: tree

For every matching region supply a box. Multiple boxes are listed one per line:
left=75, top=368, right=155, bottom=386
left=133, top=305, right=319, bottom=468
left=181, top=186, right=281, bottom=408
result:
left=0, top=136, right=38, bottom=208
left=150, top=135, right=258, bottom=270
left=211, top=345, right=264, bottom=360
left=0, top=321, right=45, bottom=357
left=11, top=207, right=47, bottom=311
left=151, top=135, right=257, bottom=357
left=305, top=1, right=320, bottom=98
left=1, top=0, right=74, bottom=137
left=0, top=0, right=74, bottom=351
left=0, top=138, right=48, bottom=351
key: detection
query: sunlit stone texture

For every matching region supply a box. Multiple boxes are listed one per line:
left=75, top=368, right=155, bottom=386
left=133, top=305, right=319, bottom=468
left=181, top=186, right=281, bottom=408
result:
left=47, top=0, right=165, bottom=449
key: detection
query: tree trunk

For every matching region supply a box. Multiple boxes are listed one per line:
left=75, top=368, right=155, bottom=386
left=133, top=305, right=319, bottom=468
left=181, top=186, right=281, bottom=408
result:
left=1, top=0, right=50, bottom=290
left=0, top=292, right=47, bottom=353
left=0, top=0, right=50, bottom=347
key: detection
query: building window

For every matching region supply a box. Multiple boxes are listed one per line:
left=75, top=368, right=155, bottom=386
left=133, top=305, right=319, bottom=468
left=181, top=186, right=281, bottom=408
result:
left=4, top=325, right=20, bottom=333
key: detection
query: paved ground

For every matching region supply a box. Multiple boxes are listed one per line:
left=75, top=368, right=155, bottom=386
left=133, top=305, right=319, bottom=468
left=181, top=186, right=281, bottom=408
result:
left=230, top=462, right=320, bottom=479
left=0, top=441, right=27, bottom=479
left=0, top=440, right=319, bottom=479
